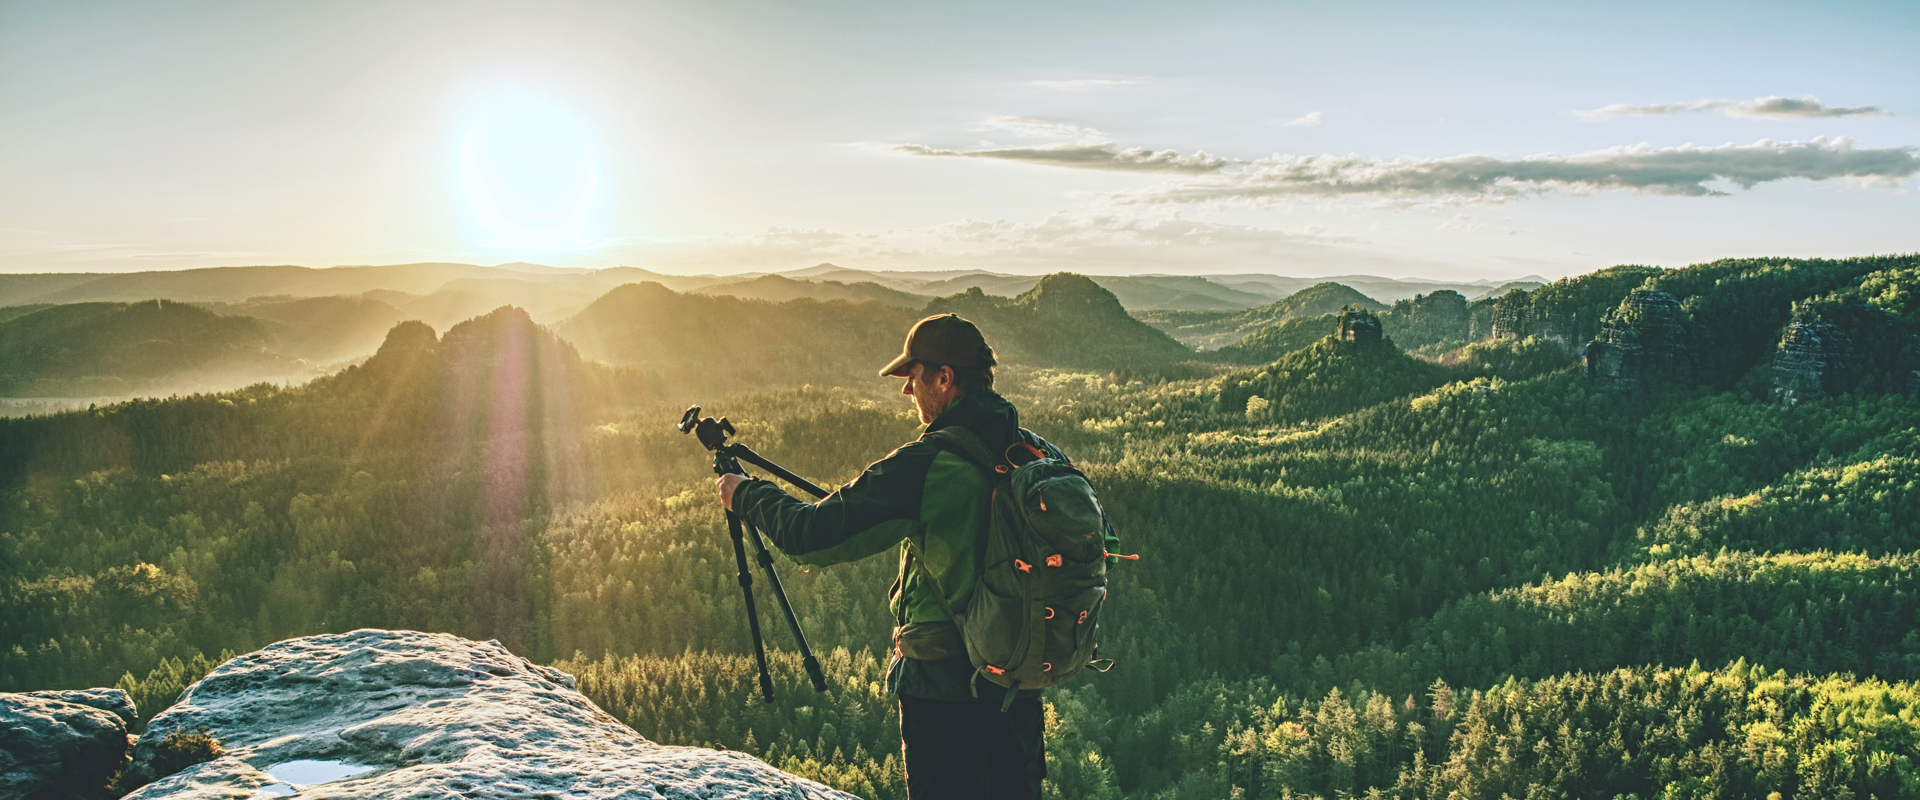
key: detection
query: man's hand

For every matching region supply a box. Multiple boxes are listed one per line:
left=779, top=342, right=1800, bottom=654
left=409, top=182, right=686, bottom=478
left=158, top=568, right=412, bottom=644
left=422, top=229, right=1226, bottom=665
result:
left=716, top=473, right=748, bottom=511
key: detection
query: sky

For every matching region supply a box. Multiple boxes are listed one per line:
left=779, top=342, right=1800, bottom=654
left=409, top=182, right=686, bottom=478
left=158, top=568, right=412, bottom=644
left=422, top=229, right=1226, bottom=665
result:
left=1, top=0, right=1916, bottom=281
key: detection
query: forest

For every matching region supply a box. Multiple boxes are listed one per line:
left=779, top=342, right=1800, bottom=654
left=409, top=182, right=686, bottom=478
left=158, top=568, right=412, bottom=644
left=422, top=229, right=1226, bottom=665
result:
left=3, top=254, right=1918, bottom=799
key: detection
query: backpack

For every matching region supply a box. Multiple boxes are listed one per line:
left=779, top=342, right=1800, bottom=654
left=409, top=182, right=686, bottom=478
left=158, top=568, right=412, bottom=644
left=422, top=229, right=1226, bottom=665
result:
left=905, top=426, right=1123, bottom=709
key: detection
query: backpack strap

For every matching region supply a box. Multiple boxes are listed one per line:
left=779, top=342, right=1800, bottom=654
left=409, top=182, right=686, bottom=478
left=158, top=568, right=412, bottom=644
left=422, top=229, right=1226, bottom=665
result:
left=909, top=425, right=1000, bottom=621
left=920, top=427, right=999, bottom=474
left=900, top=536, right=961, bottom=622
left=913, top=426, right=1020, bottom=699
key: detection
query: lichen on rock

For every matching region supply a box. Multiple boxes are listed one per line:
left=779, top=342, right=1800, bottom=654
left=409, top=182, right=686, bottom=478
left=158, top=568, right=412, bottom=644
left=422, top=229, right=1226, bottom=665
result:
left=120, top=629, right=856, bottom=799
left=0, top=689, right=136, bottom=799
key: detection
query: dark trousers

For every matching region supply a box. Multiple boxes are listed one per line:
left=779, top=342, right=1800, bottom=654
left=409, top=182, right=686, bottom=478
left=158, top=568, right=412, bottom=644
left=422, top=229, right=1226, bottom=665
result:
left=899, top=694, right=1045, bottom=800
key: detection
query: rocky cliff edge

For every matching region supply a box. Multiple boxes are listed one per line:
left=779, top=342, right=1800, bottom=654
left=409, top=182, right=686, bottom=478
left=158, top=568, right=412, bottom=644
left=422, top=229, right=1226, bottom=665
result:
left=121, top=629, right=855, bottom=799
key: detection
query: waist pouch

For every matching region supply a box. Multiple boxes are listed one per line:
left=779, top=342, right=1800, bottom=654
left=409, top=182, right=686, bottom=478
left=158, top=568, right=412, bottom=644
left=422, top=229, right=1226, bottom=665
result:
left=893, top=621, right=965, bottom=661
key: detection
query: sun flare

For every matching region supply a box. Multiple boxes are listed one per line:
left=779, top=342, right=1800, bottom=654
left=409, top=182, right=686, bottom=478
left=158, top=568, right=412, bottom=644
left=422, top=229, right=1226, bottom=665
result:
left=457, top=90, right=602, bottom=251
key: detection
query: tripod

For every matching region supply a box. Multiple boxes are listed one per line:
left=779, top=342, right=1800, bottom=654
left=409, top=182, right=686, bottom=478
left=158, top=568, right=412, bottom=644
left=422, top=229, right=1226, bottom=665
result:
left=677, top=405, right=831, bottom=702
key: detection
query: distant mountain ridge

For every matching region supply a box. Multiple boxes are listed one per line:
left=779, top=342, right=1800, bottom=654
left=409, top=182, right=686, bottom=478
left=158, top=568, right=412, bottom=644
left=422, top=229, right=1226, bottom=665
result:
left=556, top=283, right=918, bottom=390
left=1138, top=282, right=1388, bottom=350
left=558, top=273, right=1199, bottom=386
left=692, top=275, right=928, bottom=309
left=0, top=261, right=1545, bottom=315
left=923, top=273, right=1195, bottom=369
left=0, top=263, right=713, bottom=308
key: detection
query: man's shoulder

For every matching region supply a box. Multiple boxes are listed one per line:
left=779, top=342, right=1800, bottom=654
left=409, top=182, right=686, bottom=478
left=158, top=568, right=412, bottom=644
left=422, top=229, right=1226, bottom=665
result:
left=854, top=437, right=936, bottom=480
left=881, top=436, right=943, bottom=462
left=1016, top=428, right=1072, bottom=464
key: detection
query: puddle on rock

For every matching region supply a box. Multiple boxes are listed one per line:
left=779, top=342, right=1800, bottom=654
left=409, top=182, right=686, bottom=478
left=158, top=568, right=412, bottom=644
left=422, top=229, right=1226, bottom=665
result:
left=249, top=760, right=375, bottom=797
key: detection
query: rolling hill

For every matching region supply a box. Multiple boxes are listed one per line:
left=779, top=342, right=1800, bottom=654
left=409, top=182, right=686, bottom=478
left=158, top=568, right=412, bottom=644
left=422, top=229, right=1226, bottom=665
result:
left=3, top=254, right=1918, bottom=800
left=557, top=283, right=919, bottom=389
left=1137, top=282, right=1387, bottom=349
left=923, top=273, right=1197, bottom=369
left=0, top=300, right=298, bottom=396
left=198, top=295, right=414, bottom=365
left=562, top=274, right=1198, bottom=385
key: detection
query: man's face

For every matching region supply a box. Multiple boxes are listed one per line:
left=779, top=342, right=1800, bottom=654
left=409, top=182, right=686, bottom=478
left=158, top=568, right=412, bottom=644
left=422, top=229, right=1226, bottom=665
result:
left=901, top=361, right=958, bottom=425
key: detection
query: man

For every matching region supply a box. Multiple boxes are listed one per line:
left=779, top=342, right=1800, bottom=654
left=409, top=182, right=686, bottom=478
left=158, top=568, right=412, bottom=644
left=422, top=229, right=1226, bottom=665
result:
left=714, top=313, right=1067, bottom=799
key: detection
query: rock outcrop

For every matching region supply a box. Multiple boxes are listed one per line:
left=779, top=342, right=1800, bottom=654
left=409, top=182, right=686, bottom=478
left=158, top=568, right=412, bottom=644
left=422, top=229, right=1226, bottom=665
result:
left=1583, top=290, right=1695, bottom=399
left=1772, top=320, right=1853, bottom=406
left=1771, top=297, right=1920, bottom=406
left=123, top=630, right=855, bottom=799
left=0, top=688, right=137, bottom=797
left=1489, top=289, right=1531, bottom=342
left=1338, top=307, right=1383, bottom=344
left=1489, top=288, right=1589, bottom=353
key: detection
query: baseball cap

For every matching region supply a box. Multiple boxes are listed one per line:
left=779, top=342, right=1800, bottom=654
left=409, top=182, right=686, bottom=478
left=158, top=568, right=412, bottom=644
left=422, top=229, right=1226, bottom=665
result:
left=879, top=313, right=992, bottom=377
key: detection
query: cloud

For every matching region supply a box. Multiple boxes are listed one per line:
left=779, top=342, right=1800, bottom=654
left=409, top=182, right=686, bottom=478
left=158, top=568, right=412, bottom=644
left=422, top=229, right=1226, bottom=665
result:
left=887, top=142, right=1231, bottom=173
left=977, top=117, right=1107, bottom=142
left=1578, top=95, right=1892, bottom=120
left=889, top=122, right=1916, bottom=203
left=1114, top=137, right=1920, bottom=205
left=1027, top=77, right=1151, bottom=90
left=1283, top=112, right=1325, bottom=127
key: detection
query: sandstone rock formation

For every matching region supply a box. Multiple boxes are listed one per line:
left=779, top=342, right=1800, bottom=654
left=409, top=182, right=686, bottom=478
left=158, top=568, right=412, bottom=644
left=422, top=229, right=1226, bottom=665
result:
left=1771, top=297, right=1920, bottom=406
left=1772, top=320, right=1853, bottom=406
left=1489, top=289, right=1532, bottom=342
left=1338, top=307, right=1383, bottom=344
left=0, top=688, right=136, bottom=798
left=1583, top=290, right=1694, bottom=399
left=122, top=630, right=855, bottom=799
left=1489, top=288, right=1589, bottom=353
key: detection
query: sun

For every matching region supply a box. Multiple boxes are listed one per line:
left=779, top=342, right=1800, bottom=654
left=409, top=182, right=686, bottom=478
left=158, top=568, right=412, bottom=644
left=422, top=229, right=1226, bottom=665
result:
left=457, top=90, right=602, bottom=252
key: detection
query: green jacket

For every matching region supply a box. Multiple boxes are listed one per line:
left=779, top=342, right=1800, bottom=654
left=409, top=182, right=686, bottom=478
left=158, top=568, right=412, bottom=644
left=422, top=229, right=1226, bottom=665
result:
left=733, top=389, right=1069, bottom=702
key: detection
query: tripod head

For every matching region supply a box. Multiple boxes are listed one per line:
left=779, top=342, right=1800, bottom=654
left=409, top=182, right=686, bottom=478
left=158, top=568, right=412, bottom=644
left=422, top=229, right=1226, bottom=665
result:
left=677, top=406, right=736, bottom=451
left=677, top=406, right=745, bottom=475
left=678, top=405, right=829, bottom=494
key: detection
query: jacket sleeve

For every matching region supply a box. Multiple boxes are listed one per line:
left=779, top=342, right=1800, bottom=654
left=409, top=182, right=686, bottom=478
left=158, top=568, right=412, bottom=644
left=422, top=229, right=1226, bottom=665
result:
left=733, top=440, right=939, bottom=567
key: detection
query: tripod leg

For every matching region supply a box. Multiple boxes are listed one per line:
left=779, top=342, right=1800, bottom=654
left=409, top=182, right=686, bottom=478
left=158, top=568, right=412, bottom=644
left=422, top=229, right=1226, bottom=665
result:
left=743, top=519, right=830, bottom=693
left=726, top=510, right=776, bottom=703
